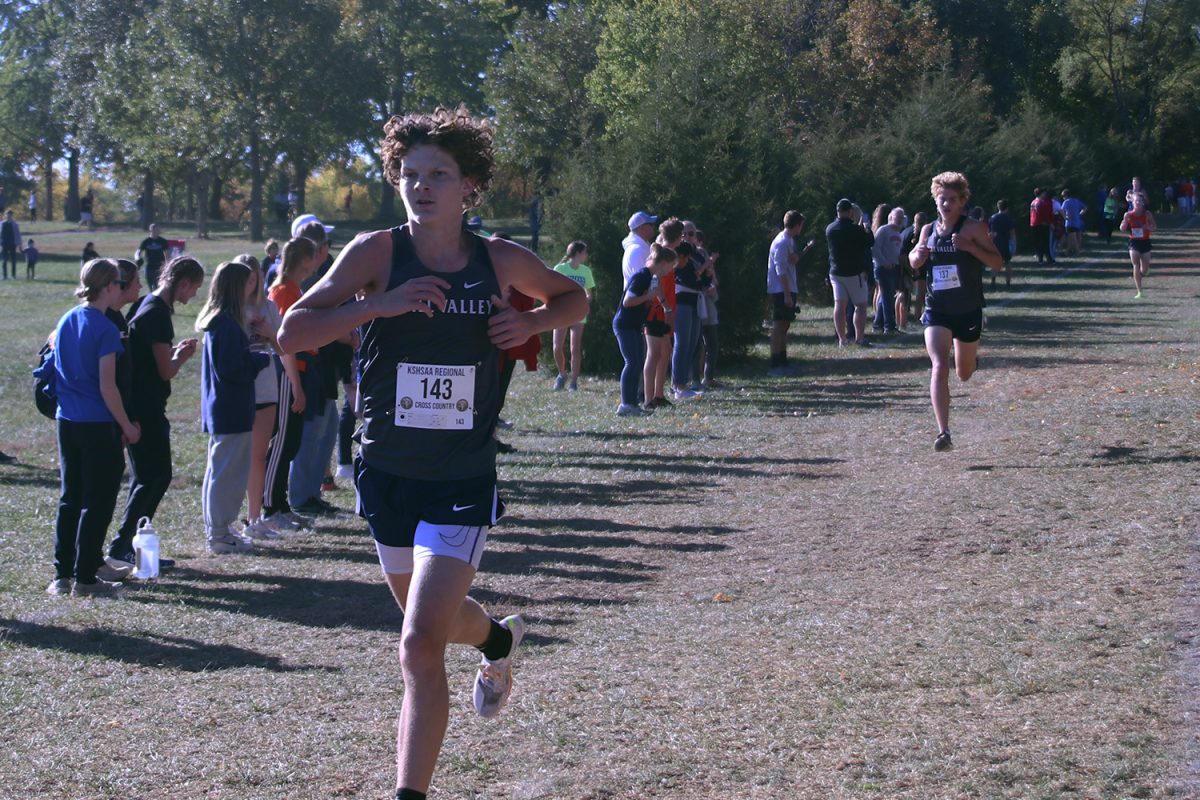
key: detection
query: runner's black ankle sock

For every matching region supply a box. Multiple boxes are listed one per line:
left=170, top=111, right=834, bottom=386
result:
left=479, top=618, right=513, bottom=660
left=396, top=789, right=426, bottom=800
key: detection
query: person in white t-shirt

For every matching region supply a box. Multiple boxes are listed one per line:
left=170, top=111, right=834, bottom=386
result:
left=767, top=210, right=810, bottom=375
left=621, top=211, right=657, bottom=284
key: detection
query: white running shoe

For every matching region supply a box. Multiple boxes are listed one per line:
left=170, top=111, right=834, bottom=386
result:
left=283, top=510, right=314, bottom=529
left=616, top=403, right=652, bottom=417
left=473, top=615, right=525, bottom=718
left=242, top=519, right=281, bottom=540
left=206, top=529, right=254, bottom=555
left=263, top=511, right=300, bottom=531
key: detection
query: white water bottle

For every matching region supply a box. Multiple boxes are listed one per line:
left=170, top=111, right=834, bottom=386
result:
left=132, top=517, right=160, bottom=580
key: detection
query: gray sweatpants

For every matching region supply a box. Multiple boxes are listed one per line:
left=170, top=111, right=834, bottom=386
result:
left=202, top=432, right=253, bottom=540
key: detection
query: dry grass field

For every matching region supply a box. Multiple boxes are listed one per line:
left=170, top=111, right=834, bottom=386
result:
left=0, top=219, right=1197, bottom=799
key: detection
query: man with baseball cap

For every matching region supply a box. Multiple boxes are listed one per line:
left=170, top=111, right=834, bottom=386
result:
left=292, top=212, right=334, bottom=240
left=622, top=210, right=658, bottom=284
left=267, top=214, right=335, bottom=287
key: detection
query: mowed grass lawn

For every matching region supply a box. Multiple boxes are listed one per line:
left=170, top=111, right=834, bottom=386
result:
left=0, top=219, right=1197, bottom=799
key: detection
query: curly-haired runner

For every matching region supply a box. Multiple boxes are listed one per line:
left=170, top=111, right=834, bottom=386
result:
left=908, top=172, right=1003, bottom=452
left=278, top=107, right=588, bottom=800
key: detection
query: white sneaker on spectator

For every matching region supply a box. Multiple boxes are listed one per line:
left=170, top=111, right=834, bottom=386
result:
left=283, top=510, right=314, bottom=529
left=46, top=578, right=72, bottom=596
left=207, top=526, right=254, bottom=555
left=72, top=578, right=124, bottom=598
left=242, top=519, right=281, bottom=540
left=264, top=511, right=301, bottom=531
left=96, top=557, right=134, bottom=583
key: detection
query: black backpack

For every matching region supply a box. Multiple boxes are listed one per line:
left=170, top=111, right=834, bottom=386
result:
left=32, top=341, right=57, bottom=420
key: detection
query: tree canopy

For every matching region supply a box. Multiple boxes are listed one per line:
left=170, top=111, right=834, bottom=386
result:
left=1, top=0, right=1196, bottom=359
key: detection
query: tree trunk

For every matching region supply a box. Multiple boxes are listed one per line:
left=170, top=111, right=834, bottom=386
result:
left=250, top=132, right=264, bottom=242
left=195, top=170, right=210, bottom=240
left=142, top=173, right=156, bottom=230
left=186, top=170, right=196, bottom=221
left=293, top=155, right=307, bottom=214
left=378, top=93, right=401, bottom=223
left=41, top=150, right=54, bottom=221
left=209, top=175, right=223, bottom=220
left=66, top=149, right=79, bottom=222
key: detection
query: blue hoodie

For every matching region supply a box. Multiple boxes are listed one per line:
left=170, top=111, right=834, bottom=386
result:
left=200, top=312, right=269, bottom=435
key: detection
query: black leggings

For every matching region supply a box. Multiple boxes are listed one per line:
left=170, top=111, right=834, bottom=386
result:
left=55, top=420, right=125, bottom=581
left=112, top=413, right=172, bottom=558
left=263, top=371, right=305, bottom=515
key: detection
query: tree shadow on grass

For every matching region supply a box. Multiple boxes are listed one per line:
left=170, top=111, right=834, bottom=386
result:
left=482, top=547, right=660, bottom=584
left=517, top=426, right=717, bottom=442
left=717, top=376, right=925, bottom=416
left=510, top=449, right=843, bottom=479
left=1092, top=445, right=1200, bottom=466
left=505, top=477, right=704, bottom=508
left=139, top=539, right=656, bottom=643
left=507, top=515, right=738, bottom=540
left=1001, top=296, right=1125, bottom=311
left=492, top=520, right=733, bottom=556
left=0, top=463, right=60, bottom=489
left=0, top=617, right=331, bottom=673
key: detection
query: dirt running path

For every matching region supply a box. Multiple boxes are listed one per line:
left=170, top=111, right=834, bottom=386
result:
left=475, top=219, right=1200, bottom=799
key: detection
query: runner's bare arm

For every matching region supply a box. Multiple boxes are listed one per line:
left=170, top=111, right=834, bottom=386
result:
left=957, top=220, right=1004, bottom=271
left=1145, top=212, right=1157, bottom=232
left=487, top=238, right=589, bottom=350
left=909, top=224, right=933, bottom=270
left=278, top=231, right=450, bottom=354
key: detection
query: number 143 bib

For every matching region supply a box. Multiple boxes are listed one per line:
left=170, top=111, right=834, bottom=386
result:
left=395, top=363, right=475, bottom=430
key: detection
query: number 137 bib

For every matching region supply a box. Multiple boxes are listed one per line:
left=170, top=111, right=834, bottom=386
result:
left=930, top=264, right=962, bottom=292
left=395, top=363, right=476, bottom=430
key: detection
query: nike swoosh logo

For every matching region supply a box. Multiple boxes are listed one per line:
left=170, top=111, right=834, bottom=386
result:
left=464, top=281, right=483, bottom=289
left=452, top=503, right=475, bottom=512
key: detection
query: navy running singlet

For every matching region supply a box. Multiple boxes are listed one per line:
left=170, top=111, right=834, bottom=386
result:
left=358, top=225, right=502, bottom=480
left=924, top=217, right=985, bottom=315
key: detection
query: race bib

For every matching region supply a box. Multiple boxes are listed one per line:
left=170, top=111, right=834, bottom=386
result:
left=930, top=264, right=962, bottom=291
left=1131, top=227, right=1144, bottom=238
left=395, top=363, right=475, bottom=430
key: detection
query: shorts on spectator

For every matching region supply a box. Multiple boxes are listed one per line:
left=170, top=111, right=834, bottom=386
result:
left=644, top=319, right=671, bottom=337
left=830, top=273, right=870, bottom=306
left=770, top=292, right=796, bottom=322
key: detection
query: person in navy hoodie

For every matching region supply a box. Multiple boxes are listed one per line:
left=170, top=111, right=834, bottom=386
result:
left=195, top=261, right=271, bottom=554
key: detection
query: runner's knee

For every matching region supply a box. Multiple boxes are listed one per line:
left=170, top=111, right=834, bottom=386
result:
left=399, top=625, right=448, bottom=678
